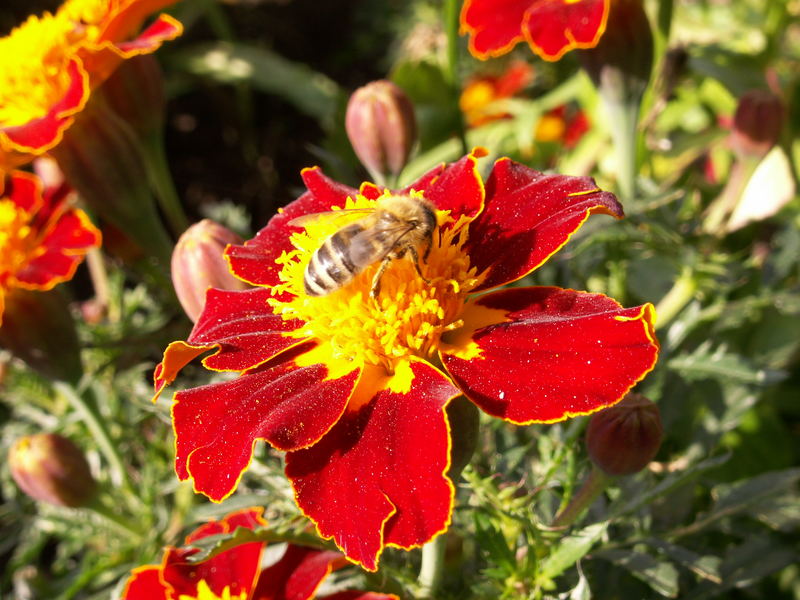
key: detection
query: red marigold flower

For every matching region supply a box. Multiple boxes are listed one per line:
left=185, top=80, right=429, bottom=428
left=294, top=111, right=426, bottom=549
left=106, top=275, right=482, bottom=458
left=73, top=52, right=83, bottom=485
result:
left=0, top=0, right=182, bottom=169
left=121, top=507, right=397, bottom=600
left=154, top=149, right=659, bottom=570
left=0, top=171, right=101, bottom=325
left=461, top=0, right=610, bottom=61
left=460, top=61, right=534, bottom=127
left=535, top=104, right=590, bottom=149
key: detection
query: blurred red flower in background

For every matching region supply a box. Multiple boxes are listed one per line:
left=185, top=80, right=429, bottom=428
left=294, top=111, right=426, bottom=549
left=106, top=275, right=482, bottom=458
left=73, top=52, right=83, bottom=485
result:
left=460, top=0, right=610, bottom=61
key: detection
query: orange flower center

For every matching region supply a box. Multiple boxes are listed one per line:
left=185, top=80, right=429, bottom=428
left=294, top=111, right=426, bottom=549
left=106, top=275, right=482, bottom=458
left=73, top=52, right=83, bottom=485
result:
left=0, top=199, right=36, bottom=285
left=0, top=13, right=75, bottom=127
left=268, top=191, right=484, bottom=373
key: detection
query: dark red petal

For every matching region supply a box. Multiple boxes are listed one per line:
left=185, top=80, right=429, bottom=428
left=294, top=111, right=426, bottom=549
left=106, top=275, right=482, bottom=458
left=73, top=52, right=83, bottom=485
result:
left=523, top=0, right=609, bottom=61
left=121, top=567, right=170, bottom=600
left=5, top=171, right=42, bottom=213
left=441, top=287, right=659, bottom=424
left=413, top=149, right=486, bottom=225
left=466, top=158, right=622, bottom=292
left=285, top=360, right=459, bottom=571
left=460, top=0, right=532, bottom=59
left=252, top=545, right=342, bottom=600
left=226, top=168, right=358, bottom=287
left=152, top=288, right=305, bottom=400
left=189, top=288, right=305, bottom=371
left=173, top=351, right=358, bottom=501
left=15, top=209, right=101, bottom=288
left=113, top=15, right=184, bottom=57
left=321, top=593, right=399, bottom=600
left=163, top=508, right=265, bottom=599
left=0, top=59, right=89, bottom=154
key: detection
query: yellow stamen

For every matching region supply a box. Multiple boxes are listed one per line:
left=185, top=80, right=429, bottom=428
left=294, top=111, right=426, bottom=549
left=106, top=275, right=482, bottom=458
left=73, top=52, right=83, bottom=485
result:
left=0, top=13, right=75, bottom=127
left=269, top=191, right=485, bottom=375
left=177, top=580, right=247, bottom=600
left=0, top=200, right=37, bottom=285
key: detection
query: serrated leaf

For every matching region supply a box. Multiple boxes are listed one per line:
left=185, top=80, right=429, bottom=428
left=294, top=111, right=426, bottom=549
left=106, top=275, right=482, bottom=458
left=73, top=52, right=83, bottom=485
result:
left=646, top=539, right=722, bottom=583
left=473, top=511, right=516, bottom=571
left=186, top=525, right=332, bottom=563
left=667, top=343, right=788, bottom=385
left=595, top=549, right=680, bottom=597
left=539, top=523, right=607, bottom=581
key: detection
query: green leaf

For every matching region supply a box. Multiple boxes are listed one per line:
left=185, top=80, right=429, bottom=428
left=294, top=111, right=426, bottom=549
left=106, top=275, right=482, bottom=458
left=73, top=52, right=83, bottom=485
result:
left=594, top=548, right=680, bottom=597
left=667, top=342, right=788, bottom=386
left=539, top=523, right=607, bottom=581
left=646, top=539, right=722, bottom=583
left=166, top=42, right=343, bottom=126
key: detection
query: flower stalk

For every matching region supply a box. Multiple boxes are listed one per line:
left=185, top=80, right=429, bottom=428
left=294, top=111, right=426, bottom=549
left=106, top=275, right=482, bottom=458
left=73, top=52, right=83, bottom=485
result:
left=552, top=465, right=613, bottom=528
left=418, top=533, right=448, bottom=598
left=445, top=0, right=469, bottom=156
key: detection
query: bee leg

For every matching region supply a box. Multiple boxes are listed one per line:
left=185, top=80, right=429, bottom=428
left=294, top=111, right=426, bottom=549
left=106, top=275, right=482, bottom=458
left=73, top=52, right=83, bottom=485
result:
left=370, top=258, right=392, bottom=299
left=408, top=245, right=431, bottom=284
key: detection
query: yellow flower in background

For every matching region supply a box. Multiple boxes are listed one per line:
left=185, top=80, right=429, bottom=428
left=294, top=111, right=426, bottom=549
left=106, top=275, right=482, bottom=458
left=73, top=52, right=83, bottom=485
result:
left=0, top=0, right=182, bottom=169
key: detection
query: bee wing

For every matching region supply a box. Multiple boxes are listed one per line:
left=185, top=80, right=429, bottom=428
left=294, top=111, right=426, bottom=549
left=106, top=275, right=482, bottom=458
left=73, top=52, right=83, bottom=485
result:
left=348, top=221, right=417, bottom=266
left=288, top=208, right=375, bottom=229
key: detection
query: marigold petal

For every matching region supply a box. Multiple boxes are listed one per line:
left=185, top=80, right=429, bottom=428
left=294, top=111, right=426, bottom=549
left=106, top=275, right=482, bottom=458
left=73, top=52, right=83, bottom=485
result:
left=467, top=158, right=622, bottom=292
left=322, top=594, right=400, bottom=600
left=440, top=287, right=659, bottom=424
left=15, top=208, right=101, bottom=289
left=460, top=0, right=533, bottom=60
left=226, top=168, right=358, bottom=288
left=523, top=0, right=609, bottom=61
left=173, top=349, right=358, bottom=501
left=189, top=287, right=305, bottom=372
left=162, top=508, right=265, bottom=599
left=412, top=148, right=486, bottom=224
left=121, top=566, right=170, bottom=600
left=110, top=14, right=184, bottom=57
left=152, top=288, right=306, bottom=400
left=285, top=360, right=459, bottom=571
left=5, top=171, right=42, bottom=213
left=0, top=58, right=89, bottom=155
left=253, top=545, right=342, bottom=600
left=100, top=1, right=183, bottom=46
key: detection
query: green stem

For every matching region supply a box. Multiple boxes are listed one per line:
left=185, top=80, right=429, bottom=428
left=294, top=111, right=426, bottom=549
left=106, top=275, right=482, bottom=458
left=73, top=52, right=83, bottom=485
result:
left=654, top=267, right=699, bottom=330
left=444, top=0, right=468, bottom=156
left=552, top=466, right=613, bottom=528
left=86, top=496, right=143, bottom=540
left=418, top=532, right=447, bottom=598
left=53, top=381, right=130, bottom=493
left=145, top=133, right=189, bottom=237
left=603, top=95, right=641, bottom=202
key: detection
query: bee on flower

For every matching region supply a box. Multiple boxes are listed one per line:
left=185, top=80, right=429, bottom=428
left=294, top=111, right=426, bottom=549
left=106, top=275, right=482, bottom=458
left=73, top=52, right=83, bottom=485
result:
left=154, top=149, right=659, bottom=571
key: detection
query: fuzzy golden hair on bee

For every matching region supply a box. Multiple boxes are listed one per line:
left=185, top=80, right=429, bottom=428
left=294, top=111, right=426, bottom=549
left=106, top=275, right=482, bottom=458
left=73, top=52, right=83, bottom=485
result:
left=293, top=194, right=438, bottom=299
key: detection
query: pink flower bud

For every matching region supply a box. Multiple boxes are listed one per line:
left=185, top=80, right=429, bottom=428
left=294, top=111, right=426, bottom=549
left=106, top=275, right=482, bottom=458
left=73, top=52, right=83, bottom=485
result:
left=586, top=393, right=663, bottom=476
left=730, top=89, right=784, bottom=159
left=9, top=434, right=96, bottom=508
left=345, top=80, right=417, bottom=179
left=171, top=220, right=250, bottom=322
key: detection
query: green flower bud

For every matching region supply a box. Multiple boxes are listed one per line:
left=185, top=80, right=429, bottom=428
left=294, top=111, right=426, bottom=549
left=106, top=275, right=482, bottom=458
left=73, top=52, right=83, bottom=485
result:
left=730, top=89, right=784, bottom=159
left=345, top=80, right=417, bottom=181
left=9, top=433, right=96, bottom=508
left=171, top=219, right=250, bottom=322
left=586, top=393, right=663, bottom=476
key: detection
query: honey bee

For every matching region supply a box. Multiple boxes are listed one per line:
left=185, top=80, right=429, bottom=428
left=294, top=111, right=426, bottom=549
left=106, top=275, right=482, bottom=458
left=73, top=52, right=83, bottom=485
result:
left=292, top=194, right=438, bottom=298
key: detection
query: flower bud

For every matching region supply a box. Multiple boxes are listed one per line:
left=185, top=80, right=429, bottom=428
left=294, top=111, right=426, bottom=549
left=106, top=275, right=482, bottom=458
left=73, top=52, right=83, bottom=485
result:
left=9, top=433, right=96, bottom=508
left=579, top=0, right=654, bottom=105
left=345, top=80, right=417, bottom=181
left=171, top=220, right=250, bottom=322
left=730, top=89, right=784, bottom=159
left=586, top=393, right=662, bottom=476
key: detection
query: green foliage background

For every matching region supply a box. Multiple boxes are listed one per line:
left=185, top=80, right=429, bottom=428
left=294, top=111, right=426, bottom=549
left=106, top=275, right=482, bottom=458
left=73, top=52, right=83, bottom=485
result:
left=1, top=0, right=798, bottom=598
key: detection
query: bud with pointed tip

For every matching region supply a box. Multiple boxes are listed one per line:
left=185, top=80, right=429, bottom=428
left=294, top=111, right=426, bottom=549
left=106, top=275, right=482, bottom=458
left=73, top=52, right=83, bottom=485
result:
left=171, top=219, right=250, bottom=322
left=9, top=433, right=96, bottom=508
left=730, top=89, right=784, bottom=160
left=345, top=80, right=417, bottom=182
left=586, top=393, right=663, bottom=476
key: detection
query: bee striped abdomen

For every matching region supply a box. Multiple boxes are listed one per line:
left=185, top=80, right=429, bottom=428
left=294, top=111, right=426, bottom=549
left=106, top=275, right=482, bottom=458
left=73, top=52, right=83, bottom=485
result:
left=304, top=223, right=363, bottom=296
